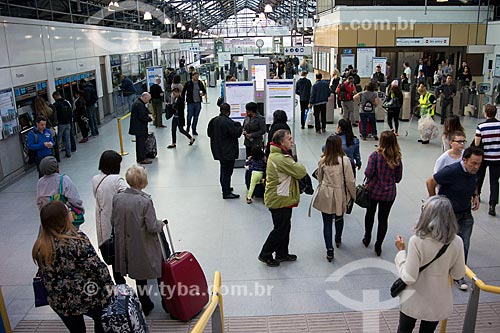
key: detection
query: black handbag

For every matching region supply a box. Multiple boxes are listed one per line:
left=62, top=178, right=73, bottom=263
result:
left=390, top=243, right=449, bottom=298
left=33, top=270, right=49, bottom=307
left=165, top=104, right=175, bottom=120
left=341, top=157, right=354, bottom=214
left=99, top=235, right=115, bottom=266
left=355, top=180, right=370, bottom=208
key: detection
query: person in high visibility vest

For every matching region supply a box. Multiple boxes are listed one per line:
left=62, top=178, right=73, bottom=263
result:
left=417, top=84, right=437, bottom=144
left=417, top=84, right=436, bottom=117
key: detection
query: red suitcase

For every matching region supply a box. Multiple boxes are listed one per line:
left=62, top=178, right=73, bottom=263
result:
left=159, top=221, right=208, bottom=322
left=358, top=119, right=373, bottom=138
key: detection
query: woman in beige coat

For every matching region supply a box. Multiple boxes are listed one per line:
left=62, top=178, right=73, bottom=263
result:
left=111, top=165, right=165, bottom=316
left=313, top=135, right=356, bottom=261
left=394, top=196, right=465, bottom=332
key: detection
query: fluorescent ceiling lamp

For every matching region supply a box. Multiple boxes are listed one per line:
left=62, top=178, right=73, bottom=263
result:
left=177, top=22, right=182, bottom=28
left=144, top=11, right=152, bottom=20
left=264, top=4, right=273, bottom=13
left=436, top=0, right=448, bottom=2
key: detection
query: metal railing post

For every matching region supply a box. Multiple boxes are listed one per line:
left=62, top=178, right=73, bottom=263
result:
left=462, top=283, right=481, bottom=333
left=116, top=112, right=131, bottom=156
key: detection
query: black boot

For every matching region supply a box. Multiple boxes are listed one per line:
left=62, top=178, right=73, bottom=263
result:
left=326, top=249, right=334, bottom=262
left=489, top=204, right=496, bottom=216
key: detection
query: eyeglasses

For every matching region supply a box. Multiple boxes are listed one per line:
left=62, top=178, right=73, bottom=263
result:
left=452, top=140, right=467, bottom=144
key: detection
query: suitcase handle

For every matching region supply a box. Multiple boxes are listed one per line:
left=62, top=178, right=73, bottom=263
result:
left=163, top=219, right=176, bottom=254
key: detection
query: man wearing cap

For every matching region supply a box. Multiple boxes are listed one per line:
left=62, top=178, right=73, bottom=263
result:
left=36, top=156, right=84, bottom=227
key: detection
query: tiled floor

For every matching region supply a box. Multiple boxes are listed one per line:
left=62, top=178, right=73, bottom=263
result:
left=2, top=74, right=500, bottom=332
left=11, top=302, right=500, bottom=332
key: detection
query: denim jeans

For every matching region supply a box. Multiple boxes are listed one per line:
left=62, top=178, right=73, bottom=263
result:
left=57, top=123, right=71, bottom=157
left=86, top=104, right=99, bottom=136
left=455, top=210, right=474, bottom=263
left=321, top=213, right=344, bottom=250
left=126, top=94, right=136, bottom=112
left=186, top=102, right=202, bottom=133
left=359, top=112, right=377, bottom=138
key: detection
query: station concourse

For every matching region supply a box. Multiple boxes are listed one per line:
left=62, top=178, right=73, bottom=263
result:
left=1, top=76, right=500, bottom=331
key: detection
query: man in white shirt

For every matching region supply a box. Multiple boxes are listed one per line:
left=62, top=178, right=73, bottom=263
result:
left=434, top=131, right=466, bottom=174
left=403, top=62, right=412, bottom=84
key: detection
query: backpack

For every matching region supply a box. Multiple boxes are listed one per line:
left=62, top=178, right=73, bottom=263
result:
left=339, top=83, right=351, bottom=101
left=362, top=100, right=374, bottom=112
left=49, top=174, right=85, bottom=226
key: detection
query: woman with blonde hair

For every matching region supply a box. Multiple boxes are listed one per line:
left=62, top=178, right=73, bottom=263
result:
left=394, top=196, right=465, bottom=333
left=363, top=130, right=403, bottom=256
left=111, top=165, right=165, bottom=315
left=32, top=200, right=112, bottom=332
left=313, top=135, right=356, bottom=261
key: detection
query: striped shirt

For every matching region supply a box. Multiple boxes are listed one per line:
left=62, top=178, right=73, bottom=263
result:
left=475, top=119, right=500, bottom=161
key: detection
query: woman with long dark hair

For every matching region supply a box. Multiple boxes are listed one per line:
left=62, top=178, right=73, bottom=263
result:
left=32, top=201, right=112, bottom=332
left=363, top=130, right=403, bottom=256
left=312, top=135, right=356, bottom=261
left=336, top=119, right=361, bottom=177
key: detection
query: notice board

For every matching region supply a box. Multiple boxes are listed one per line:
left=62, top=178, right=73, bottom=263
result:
left=265, top=80, right=295, bottom=125
left=225, top=81, right=255, bottom=124
left=357, top=48, right=376, bottom=78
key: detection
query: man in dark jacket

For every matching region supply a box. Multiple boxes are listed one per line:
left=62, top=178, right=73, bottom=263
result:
left=129, top=92, right=152, bottom=164
left=52, top=91, right=75, bottom=157
left=435, top=75, right=457, bottom=124
left=207, top=103, right=243, bottom=199
left=120, top=74, right=137, bottom=112
left=309, top=73, right=331, bottom=133
left=149, top=78, right=165, bottom=128
left=182, top=72, right=206, bottom=136
left=295, top=71, right=312, bottom=129
left=83, top=80, right=99, bottom=137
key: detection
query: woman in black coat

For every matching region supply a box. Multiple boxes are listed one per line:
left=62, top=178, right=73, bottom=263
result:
left=266, top=110, right=291, bottom=157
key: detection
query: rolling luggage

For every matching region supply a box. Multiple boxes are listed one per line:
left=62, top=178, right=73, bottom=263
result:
left=101, top=284, right=149, bottom=333
left=145, top=133, right=157, bottom=159
left=159, top=220, right=208, bottom=322
left=358, top=119, right=373, bottom=137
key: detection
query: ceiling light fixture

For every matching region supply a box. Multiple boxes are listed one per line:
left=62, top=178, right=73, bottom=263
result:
left=113, top=2, right=119, bottom=7
left=259, top=12, right=266, bottom=20
left=188, top=27, right=193, bottom=32
left=264, top=4, right=273, bottom=13
left=177, top=22, right=182, bottom=28
left=164, top=17, right=172, bottom=24
left=194, top=29, right=198, bottom=33
left=144, top=11, right=152, bottom=20
left=108, top=2, right=115, bottom=11
left=181, top=25, right=186, bottom=31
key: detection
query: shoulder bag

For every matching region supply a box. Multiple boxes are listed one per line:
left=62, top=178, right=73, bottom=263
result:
left=50, top=174, right=85, bottom=226
left=94, top=176, right=115, bottom=266
left=33, top=269, right=49, bottom=307
left=390, top=243, right=449, bottom=297
left=341, top=157, right=354, bottom=214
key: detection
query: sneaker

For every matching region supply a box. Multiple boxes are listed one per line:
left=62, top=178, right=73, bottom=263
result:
left=258, top=255, right=280, bottom=267
left=275, top=254, right=297, bottom=262
left=246, top=198, right=252, bottom=204
left=454, top=278, right=468, bottom=291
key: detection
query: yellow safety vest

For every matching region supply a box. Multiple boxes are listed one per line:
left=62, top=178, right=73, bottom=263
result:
left=419, top=92, right=434, bottom=116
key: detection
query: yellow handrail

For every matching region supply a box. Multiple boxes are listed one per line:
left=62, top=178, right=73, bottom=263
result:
left=190, top=271, right=224, bottom=333
left=117, top=112, right=131, bottom=156
left=465, top=266, right=500, bottom=294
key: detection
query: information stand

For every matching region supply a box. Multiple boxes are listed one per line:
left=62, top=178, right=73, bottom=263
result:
left=146, top=66, right=165, bottom=90
left=265, top=80, right=295, bottom=125
left=225, top=81, right=255, bottom=124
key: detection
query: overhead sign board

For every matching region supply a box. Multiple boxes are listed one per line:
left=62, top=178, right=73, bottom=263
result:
left=180, top=42, right=200, bottom=51
left=396, top=37, right=449, bottom=46
left=284, top=46, right=312, bottom=56
left=264, top=26, right=289, bottom=36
